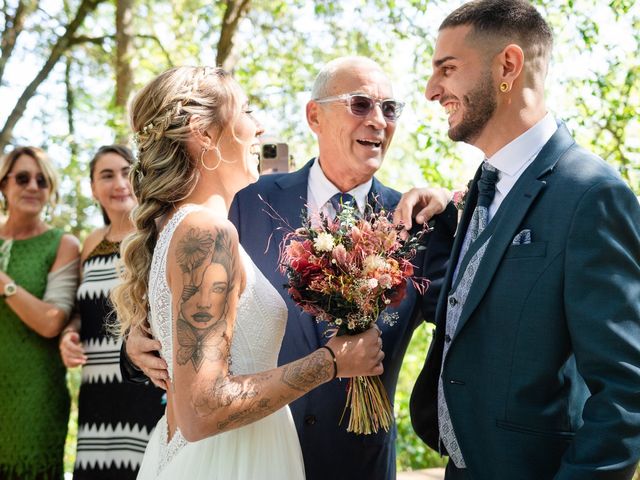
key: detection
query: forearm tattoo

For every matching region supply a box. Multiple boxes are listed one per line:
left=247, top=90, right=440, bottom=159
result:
left=281, top=349, right=333, bottom=391
left=193, top=372, right=273, bottom=419
left=216, top=398, right=273, bottom=431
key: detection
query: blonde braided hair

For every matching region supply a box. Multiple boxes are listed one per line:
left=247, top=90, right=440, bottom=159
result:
left=111, top=66, right=242, bottom=336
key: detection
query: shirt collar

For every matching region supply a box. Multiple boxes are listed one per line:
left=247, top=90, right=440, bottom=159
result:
left=308, top=158, right=372, bottom=213
left=488, top=112, right=558, bottom=177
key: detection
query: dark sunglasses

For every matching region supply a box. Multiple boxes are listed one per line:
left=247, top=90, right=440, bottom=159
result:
left=314, top=93, right=405, bottom=121
left=7, top=171, right=49, bottom=189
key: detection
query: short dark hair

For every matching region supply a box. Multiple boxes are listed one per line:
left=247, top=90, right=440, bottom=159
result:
left=441, top=0, right=553, bottom=64
left=89, top=144, right=134, bottom=225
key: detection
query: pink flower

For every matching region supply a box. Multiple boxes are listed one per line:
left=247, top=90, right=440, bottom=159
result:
left=332, top=244, right=348, bottom=266
left=378, top=273, right=393, bottom=289
left=350, top=226, right=363, bottom=243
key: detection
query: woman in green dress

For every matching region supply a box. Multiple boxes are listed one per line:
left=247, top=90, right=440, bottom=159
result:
left=0, top=146, right=80, bottom=479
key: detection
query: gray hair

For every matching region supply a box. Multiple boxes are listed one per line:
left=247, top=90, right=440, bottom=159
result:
left=311, top=56, right=385, bottom=99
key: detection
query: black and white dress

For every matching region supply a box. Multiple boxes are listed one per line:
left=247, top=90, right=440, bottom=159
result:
left=74, top=238, right=165, bottom=480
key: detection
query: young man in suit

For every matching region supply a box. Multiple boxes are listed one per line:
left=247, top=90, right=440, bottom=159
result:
left=122, top=56, right=456, bottom=480
left=396, top=1, right=640, bottom=478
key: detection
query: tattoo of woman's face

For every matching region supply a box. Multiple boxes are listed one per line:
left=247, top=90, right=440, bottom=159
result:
left=175, top=227, right=236, bottom=372
left=181, top=262, right=230, bottom=325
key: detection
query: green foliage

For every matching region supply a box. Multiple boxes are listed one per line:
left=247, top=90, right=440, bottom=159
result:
left=2, top=0, right=637, bottom=238
left=64, top=367, right=81, bottom=474
left=395, top=321, right=447, bottom=470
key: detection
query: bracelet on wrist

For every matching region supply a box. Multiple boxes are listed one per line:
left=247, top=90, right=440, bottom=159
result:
left=320, top=345, right=338, bottom=380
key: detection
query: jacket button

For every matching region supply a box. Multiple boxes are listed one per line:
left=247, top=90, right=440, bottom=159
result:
left=449, top=296, right=458, bottom=307
left=445, top=334, right=452, bottom=343
left=304, top=415, right=316, bottom=425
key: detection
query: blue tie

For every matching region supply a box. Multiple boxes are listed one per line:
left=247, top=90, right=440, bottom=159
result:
left=329, top=192, right=356, bottom=216
left=452, top=162, right=499, bottom=282
left=439, top=161, right=499, bottom=468
left=476, top=162, right=499, bottom=209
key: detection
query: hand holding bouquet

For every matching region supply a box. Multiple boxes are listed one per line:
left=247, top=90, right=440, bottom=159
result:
left=280, top=202, right=428, bottom=434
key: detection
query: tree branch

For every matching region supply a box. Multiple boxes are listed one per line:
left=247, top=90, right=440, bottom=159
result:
left=64, top=55, right=78, bottom=159
left=0, top=0, right=39, bottom=85
left=136, top=34, right=173, bottom=66
left=113, top=0, right=134, bottom=144
left=70, top=33, right=172, bottom=65
left=70, top=34, right=111, bottom=45
left=216, top=0, right=252, bottom=70
left=0, top=0, right=106, bottom=152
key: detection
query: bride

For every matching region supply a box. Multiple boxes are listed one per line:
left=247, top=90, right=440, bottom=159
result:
left=111, top=66, right=384, bottom=479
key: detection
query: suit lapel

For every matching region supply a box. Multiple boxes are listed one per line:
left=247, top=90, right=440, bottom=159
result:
left=267, top=160, right=319, bottom=350
left=368, top=177, right=392, bottom=212
left=453, top=124, right=576, bottom=337
left=269, top=160, right=312, bottom=238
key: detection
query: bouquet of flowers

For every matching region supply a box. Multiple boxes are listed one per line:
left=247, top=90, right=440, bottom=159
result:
left=279, top=202, right=429, bottom=434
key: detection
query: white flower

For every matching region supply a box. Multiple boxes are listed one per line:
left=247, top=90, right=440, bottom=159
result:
left=314, top=232, right=335, bottom=252
left=348, top=320, right=356, bottom=330
left=368, top=278, right=379, bottom=289
left=335, top=318, right=343, bottom=325
left=363, top=254, right=386, bottom=273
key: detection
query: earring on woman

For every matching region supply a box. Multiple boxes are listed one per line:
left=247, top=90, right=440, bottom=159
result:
left=499, top=82, right=510, bottom=93
left=200, top=145, right=222, bottom=171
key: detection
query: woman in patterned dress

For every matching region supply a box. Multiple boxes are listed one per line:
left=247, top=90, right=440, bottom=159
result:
left=59, top=145, right=164, bottom=479
left=0, top=146, right=80, bottom=479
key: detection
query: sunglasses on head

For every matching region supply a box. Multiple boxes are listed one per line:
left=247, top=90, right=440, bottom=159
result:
left=7, top=171, right=49, bottom=189
left=314, top=93, right=405, bottom=121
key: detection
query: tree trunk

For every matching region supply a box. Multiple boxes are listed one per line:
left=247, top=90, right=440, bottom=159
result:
left=114, top=0, right=134, bottom=145
left=216, top=0, right=252, bottom=71
left=64, top=56, right=78, bottom=160
left=0, top=0, right=39, bottom=85
left=0, top=0, right=105, bottom=153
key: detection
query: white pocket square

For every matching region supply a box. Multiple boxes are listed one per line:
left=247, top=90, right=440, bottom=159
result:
left=512, top=229, right=532, bottom=245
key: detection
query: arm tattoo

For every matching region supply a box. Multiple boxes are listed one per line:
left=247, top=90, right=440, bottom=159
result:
left=281, top=350, right=333, bottom=392
left=175, top=226, right=331, bottom=433
left=176, top=316, right=228, bottom=371
left=193, top=372, right=273, bottom=418
left=216, top=398, right=274, bottom=431
left=175, top=226, right=237, bottom=373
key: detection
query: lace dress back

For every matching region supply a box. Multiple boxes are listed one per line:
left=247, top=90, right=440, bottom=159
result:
left=140, top=204, right=304, bottom=479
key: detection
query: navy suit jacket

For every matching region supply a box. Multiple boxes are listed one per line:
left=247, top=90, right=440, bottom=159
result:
left=230, top=159, right=456, bottom=480
left=410, top=125, right=640, bottom=479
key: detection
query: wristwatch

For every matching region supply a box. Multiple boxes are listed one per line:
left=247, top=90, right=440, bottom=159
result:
left=2, top=282, right=17, bottom=298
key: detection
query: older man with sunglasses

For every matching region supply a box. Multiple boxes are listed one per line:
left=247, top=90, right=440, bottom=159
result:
left=121, top=56, right=456, bottom=480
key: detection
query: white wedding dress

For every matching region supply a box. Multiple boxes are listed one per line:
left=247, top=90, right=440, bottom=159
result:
left=137, top=205, right=306, bottom=479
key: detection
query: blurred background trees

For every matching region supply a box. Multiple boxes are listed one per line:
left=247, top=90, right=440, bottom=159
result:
left=2, top=0, right=638, bottom=236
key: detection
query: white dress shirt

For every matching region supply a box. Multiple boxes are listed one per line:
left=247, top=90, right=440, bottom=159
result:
left=307, top=158, right=372, bottom=218
left=486, top=113, right=558, bottom=222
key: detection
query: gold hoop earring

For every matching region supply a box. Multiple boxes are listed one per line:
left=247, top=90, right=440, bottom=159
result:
left=499, top=82, right=510, bottom=93
left=200, top=146, right=222, bottom=172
